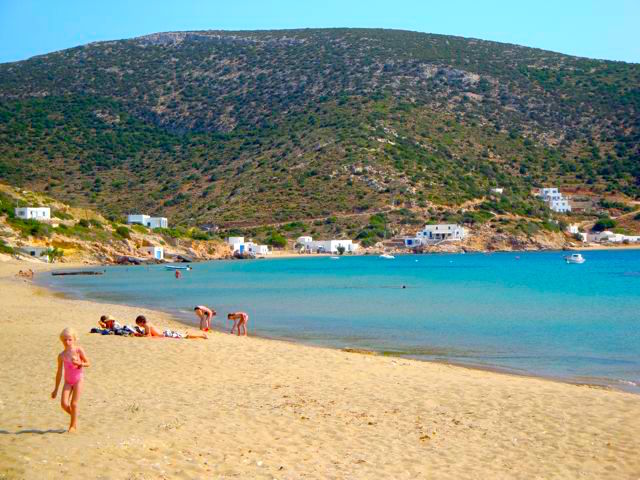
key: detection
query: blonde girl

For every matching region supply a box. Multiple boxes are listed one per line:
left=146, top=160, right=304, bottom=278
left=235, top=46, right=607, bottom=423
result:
left=51, top=327, right=90, bottom=432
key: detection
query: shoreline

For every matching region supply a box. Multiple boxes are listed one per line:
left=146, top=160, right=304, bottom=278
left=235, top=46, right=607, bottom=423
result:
left=2, top=256, right=640, bottom=478
left=35, top=258, right=640, bottom=395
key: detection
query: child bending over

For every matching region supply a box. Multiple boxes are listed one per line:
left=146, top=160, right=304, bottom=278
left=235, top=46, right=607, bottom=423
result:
left=194, top=305, right=215, bottom=331
left=227, top=312, right=249, bottom=336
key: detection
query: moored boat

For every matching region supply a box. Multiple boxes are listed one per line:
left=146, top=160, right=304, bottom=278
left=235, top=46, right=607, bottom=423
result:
left=165, top=265, right=192, bottom=270
left=564, top=253, right=585, bottom=264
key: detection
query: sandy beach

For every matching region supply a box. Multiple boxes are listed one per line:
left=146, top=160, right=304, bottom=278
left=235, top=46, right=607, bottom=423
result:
left=1, top=259, right=639, bottom=479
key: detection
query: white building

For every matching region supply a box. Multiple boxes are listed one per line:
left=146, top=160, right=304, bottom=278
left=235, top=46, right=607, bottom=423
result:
left=127, top=214, right=168, bottom=229
left=226, top=237, right=271, bottom=256
left=142, top=246, right=164, bottom=260
left=537, top=188, right=571, bottom=213
left=567, top=224, right=580, bottom=234
left=585, top=231, right=640, bottom=243
left=246, top=243, right=271, bottom=256
left=296, top=236, right=359, bottom=254
left=296, top=236, right=313, bottom=245
left=15, top=207, right=50, bottom=221
left=227, top=236, right=245, bottom=254
left=490, top=188, right=504, bottom=195
left=296, top=236, right=360, bottom=253
left=18, top=246, right=50, bottom=262
left=404, top=224, right=466, bottom=247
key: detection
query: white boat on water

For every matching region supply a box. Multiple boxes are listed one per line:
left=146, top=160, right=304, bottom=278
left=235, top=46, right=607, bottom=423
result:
left=330, top=256, right=340, bottom=260
left=380, top=253, right=395, bottom=259
left=564, top=253, right=585, bottom=264
left=165, top=265, right=192, bottom=270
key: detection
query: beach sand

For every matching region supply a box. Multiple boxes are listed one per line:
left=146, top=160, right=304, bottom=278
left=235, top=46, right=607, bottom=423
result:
left=1, top=259, right=639, bottom=479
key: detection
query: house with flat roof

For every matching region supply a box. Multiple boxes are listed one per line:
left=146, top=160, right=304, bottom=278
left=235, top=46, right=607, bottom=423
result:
left=127, top=214, right=168, bottom=229
left=18, top=246, right=50, bottom=262
left=537, top=188, right=571, bottom=213
left=226, top=237, right=271, bottom=256
left=296, top=236, right=359, bottom=254
left=15, top=207, right=50, bottom=221
left=404, top=224, right=466, bottom=247
left=142, top=246, right=164, bottom=260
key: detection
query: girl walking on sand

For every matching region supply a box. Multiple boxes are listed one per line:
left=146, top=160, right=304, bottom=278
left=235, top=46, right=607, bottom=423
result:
left=51, top=327, right=90, bottom=432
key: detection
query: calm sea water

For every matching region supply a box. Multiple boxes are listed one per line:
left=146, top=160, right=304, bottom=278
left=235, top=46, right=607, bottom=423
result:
left=41, top=251, right=640, bottom=392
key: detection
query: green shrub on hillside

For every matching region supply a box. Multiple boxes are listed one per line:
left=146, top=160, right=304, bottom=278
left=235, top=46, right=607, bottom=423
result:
left=115, top=226, right=131, bottom=239
left=267, top=232, right=287, bottom=248
left=52, top=209, right=73, bottom=220
left=8, top=218, right=51, bottom=238
left=599, top=199, right=633, bottom=212
left=0, top=239, right=14, bottom=254
left=592, top=217, right=616, bottom=232
left=44, top=247, right=64, bottom=262
left=131, top=224, right=148, bottom=234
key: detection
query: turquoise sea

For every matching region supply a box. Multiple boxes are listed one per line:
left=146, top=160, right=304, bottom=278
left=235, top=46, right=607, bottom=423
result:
left=41, top=250, right=640, bottom=392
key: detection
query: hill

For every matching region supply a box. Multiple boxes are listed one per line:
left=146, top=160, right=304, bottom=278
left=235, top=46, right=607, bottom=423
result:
left=0, top=183, right=230, bottom=264
left=0, top=28, right=638, bottom=232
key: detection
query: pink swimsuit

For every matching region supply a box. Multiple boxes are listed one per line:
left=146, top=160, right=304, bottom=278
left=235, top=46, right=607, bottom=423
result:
left=63, top=356, right=84, bottom=386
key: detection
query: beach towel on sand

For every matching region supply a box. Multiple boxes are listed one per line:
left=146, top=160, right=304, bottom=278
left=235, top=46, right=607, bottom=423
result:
left=163, top=329, right=185, bottom=339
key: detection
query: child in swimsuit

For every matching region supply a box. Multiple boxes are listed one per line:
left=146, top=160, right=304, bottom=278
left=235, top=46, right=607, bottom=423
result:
left=227, top=312, right=249, bottom=336
left=194, top=305, right=215, bottom=331
left=51, top=327, right=90, bottom=432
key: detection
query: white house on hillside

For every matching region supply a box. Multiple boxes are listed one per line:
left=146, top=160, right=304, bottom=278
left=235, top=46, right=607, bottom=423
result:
left=404, top=224, right=466, bottom=247
left=127, top=214, right=168, bottom=229
left=18, top=246, right=50, bottom=262
left=296, top=236, right=359, bottom=254
left=15, top=207, right=50, bottom=221
left=142, top=246, right=164, bottom=260
left=537, top=188, right=571, bottom=213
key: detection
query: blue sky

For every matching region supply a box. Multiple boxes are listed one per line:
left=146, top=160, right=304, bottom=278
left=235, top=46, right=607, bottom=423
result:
left=0, top=0, right=638, bottom=64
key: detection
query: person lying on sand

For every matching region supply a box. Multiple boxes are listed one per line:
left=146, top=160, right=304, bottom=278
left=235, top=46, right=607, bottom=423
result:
left=98, top=315, right=121, bottom=331
left=194, top=305, right=215, bottom=331
left=227, top=312, right=249, bottom=336
left=135, top=315, right=163, bottom=337
left=135, top=315, right=207, bottom=339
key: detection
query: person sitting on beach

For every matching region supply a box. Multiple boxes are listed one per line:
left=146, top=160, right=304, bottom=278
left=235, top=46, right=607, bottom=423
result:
left=194, top=305, right=215, bottom=331
left=227, top=312, right=249, bottom=336
left=51, top=327, right=90, bottom=433
left=135, top=315, right=208, bottom=339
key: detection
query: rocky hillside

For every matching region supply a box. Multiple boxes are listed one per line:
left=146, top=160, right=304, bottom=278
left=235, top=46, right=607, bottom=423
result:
left=0, top=183, right=231, bottom=264
left=0, top=28, right=638, bottom=229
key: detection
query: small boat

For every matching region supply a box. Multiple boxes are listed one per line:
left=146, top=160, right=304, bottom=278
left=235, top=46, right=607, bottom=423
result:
left=165, top=265, right=192, bottom=271
left=380, top=253, right=395, bottom=259
left=564, top=254, right=585, bottom=264
left=330, top=256, right=340, bottom=260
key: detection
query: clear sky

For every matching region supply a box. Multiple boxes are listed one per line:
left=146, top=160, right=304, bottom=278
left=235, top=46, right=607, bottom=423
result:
left=1, top=0, right=638, bottom=64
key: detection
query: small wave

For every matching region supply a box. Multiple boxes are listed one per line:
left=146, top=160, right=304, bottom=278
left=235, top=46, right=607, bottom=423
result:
left=616, top=379, right=640, bottom=387
left=621, top=271, right=640, bottom=277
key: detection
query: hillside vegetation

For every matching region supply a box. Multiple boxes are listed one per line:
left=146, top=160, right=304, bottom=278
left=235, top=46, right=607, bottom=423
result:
left=0, top=183, right=230, bottom=263
left=0, top=29, right=638, bottom=229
